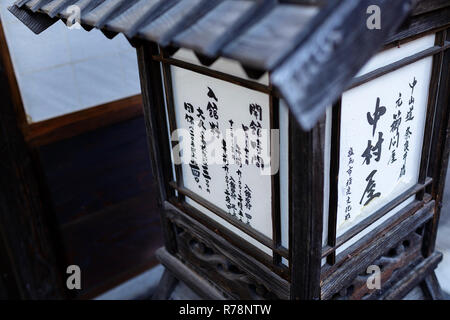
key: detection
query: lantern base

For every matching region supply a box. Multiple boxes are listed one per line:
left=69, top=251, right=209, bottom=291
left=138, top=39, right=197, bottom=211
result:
left=154, top=246, right=444, bottom=300
left=154, top=199, right=445, bottom=300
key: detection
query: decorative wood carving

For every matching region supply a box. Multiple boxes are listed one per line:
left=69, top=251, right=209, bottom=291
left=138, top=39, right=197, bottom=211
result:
left=165, top=205, right=289, bottom=300
left=177, top=227, right=280, bottom=300
left=331, top=227, right=425, bottom=300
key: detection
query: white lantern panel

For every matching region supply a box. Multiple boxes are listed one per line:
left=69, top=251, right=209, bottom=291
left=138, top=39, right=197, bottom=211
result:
left=171, top=66, right=274, bottom=238
left=337, top=56, right=433, bottom=237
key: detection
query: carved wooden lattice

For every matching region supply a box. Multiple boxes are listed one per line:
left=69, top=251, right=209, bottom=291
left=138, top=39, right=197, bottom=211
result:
left=331, top=226, right=426, bottom=300
left=166, top=209, right=289, bottom=300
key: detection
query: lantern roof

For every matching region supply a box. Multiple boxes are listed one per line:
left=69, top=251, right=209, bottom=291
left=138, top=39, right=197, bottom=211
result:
left=7, top=0, right=440, bottom=130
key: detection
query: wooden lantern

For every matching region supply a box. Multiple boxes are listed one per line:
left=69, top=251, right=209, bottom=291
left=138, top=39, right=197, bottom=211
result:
left=9, top=0, right=450, bottom=300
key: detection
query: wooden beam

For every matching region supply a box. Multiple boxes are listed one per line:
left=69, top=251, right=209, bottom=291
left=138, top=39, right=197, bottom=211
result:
left=382, top=252, right=443, bottom=300
left=321, top=201, right=435, bottom=299
left=136, top=41, right=178, bottom=254
left=424, top=30, right=450, bottom=257
left=24, top=95, right=144, bottom=147
left=2, top=20, right=143, bottom=148
left=421, top=272, right=444, bottom=300
left=156, top=247, right=226, bottom=300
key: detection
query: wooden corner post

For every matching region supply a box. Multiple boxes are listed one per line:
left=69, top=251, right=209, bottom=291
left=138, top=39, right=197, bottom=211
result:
left=289, top=115, right=325, bottom=300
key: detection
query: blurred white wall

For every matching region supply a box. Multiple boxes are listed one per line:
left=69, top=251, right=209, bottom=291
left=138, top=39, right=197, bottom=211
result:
left=0, top=0, right=141, bottom=123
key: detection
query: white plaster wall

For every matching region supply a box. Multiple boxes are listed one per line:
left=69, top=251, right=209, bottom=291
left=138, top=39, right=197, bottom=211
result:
left=0, top=0, right=141, bottom=123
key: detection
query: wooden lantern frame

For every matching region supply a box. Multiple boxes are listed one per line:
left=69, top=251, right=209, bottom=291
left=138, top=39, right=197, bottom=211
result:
left=5, top=0, right=450, bottom=300
left=136, top=25, right=450, bottom=300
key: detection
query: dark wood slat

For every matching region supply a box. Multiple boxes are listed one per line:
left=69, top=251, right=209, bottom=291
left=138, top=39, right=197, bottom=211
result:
left=223, top=3, right=318, bottom=70
left=417, top=32, right=445, bottom=201
left=59, top=189, right=163, bottom=299
left=326, top=100, right=341, bottom=265
left=174, top=0, right=264, bottom=57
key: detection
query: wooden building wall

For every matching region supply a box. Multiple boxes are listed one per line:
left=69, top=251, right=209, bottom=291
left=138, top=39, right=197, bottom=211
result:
left=1, top=18, right=164, bottom=298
